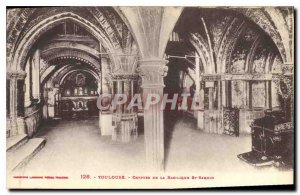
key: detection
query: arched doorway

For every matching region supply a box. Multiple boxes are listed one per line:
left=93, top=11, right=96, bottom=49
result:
left=57, top=70, right=99, bottom=119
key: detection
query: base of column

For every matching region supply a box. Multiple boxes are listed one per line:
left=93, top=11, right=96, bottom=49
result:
left=99, top=112, right=114, bottom=136
left=112, top=113, right=138, bottom=143
left=145, top=154, right=165, bottom=172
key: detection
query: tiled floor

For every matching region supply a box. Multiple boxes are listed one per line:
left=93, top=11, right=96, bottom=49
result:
left=10, top=115, right=293, bottom=188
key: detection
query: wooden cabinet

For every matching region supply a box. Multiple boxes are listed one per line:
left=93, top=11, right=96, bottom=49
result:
left=238, top=110, right=293, bottom=168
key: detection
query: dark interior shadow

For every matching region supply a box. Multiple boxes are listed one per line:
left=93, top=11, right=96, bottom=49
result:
left=137, top=115, right=144, bottom=135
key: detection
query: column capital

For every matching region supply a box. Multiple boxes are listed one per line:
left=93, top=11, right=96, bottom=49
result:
left=138, top=58, right=168, bottom=66
left=110, top=73, right=139, bottom=81
left=137, top=58, right=168, bottom=88
left=7, top=70, right=26, bottom=79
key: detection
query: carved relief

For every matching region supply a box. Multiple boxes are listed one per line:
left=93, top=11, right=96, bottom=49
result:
left=137, top=60, right=168, bottom=88
left=272, top=75, right=293, bottom=99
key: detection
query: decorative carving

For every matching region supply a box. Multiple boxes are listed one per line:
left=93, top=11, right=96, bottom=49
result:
left=281, top=63, right=294, bottom=75
left=137, top=59, right=168, bottom=88
left=6, top=9, right=36, bottom=60
left=6, top=70, right=26, bottom=79
left=202, top=75, right=221, bottom=81
left=46, top=50, right=101, bottom=74
left=223, top=107, right=239, bottom=136
left=272, top=74, right=293, bottom=99
left=190, top=33, right=211, bottom=69
left=87, top=7, right=122, bottom=49
left=274, top=122, right=293, bottom=132
left=236, top=8, right=287, bottom=62
left=11, top=12, right=117, bottom=71
left=110, top=74, right=138, bottom=81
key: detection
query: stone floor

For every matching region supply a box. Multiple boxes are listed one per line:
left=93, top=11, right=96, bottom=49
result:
left=8, top=114, right=293, bottom=188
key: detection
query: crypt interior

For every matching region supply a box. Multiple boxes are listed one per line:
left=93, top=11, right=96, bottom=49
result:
left=6, top=7, right=294, bottom=186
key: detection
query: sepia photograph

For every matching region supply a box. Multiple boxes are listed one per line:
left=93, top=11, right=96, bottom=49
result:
left=5, top=4, right=295, bottom=189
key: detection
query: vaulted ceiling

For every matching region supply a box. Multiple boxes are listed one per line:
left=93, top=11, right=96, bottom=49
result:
left=7, top=6, right=293, bottom=73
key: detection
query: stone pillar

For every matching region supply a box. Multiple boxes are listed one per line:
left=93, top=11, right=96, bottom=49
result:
left=244, top=81, right=249, bottom=109
left=225, top=80, right=232, bottom=108
left=197, top=81, right=205, bottom=130
left=137, top=59, right=168, bottom=172
left=32, top=50, right=40, bottom=101
left=43, top=88, right=51, bottom=120
left=265, top=80, right=272, bottom=109
left=217, top=80, right=222, bottom=110
left=205, top=81, right=215, bottom=110
left=7, top=71, right=26, bottom=136
left=217, top=80, right=223, bottom=134
left=24, top=60, right=31, bottom=107
left=111, top=74, right=138, bottom=143
left=248, top=81, right=253, bottom=109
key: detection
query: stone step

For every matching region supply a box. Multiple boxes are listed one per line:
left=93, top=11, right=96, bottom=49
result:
left=7, top=138, right=46, bottom=173
left=6, top=134, right=28, bottom=152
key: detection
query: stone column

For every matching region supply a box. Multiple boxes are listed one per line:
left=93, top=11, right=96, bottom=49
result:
left=205, top=81, right=215, bottom=110
left=43, top=88, right=51, bottom=120
left=265, top=80, right=272, bottom=109
left=217, top=80, right=223, bottom=134
left=7, top=71, right=26, bottom=136
left=32, top=50, right=40, bottom=101
left=197, top=81, right=205, bottom=130
left=248, top=81, right=253, bottom=109
left=111, top=74, right=138, bottom=143
left=225, top=80, right=232, bottom=108
left=137, top=59, right=168, bottom=172
left=244, top=81, right=249, bottom=109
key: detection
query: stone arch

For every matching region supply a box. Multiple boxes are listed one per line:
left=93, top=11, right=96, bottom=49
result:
left=114, top=7, right=183, bottom=59
left=112, top=7, right=144, bottom=58
left=188, top=36, right=210, bottom=74
left=9, top=12, right=117, bottom=72
left=59, top=68, right=100, bottom=86
left=7, top=8, right=36, bottom=58
left=216, top=17, right=246, bottom=73
left=43, top=49, right=101, bottom=73
left=234, top=8, right=292, bottom=63
left=41, top=42, right=100, bottom=60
